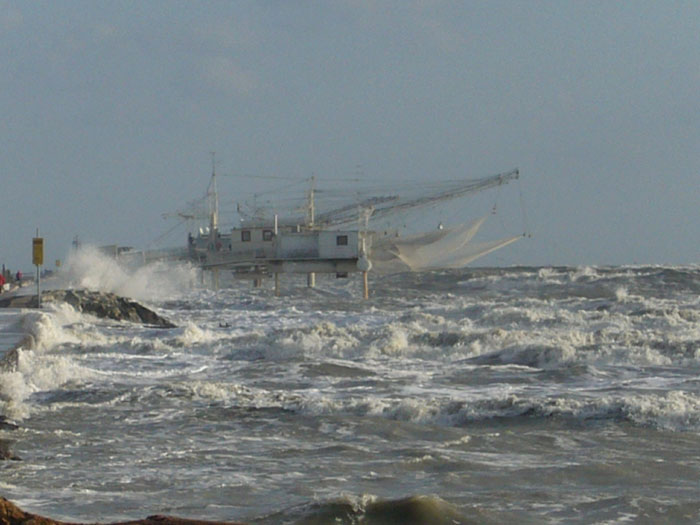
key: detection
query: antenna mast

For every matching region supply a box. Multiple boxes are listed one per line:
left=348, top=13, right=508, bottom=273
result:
left=208, top=151, right=219, bottom=234
left=306, top=175, right=316, bottom=228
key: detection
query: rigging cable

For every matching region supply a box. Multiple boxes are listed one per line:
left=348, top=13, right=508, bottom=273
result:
left=517, top=176, right=531, bottom=237
left=150, top=218, right=187, bottom=248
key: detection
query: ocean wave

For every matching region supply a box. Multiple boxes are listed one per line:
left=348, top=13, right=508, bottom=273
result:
left=0, top=305, right=105, bottom=419
left=208, top=304, right=700, bottom=368
left=270, top=389, right=700, bottom=433
left=0, top=346, right=98, bottom=420
left=57, top=246, right=199, bottom=302
left=265, top=493, right=478, bottom=525
left=276, top=321, right=362, bottom=356
left=0, top=303, right=179, bottom=419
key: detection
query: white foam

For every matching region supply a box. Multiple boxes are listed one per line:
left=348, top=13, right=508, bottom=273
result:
left=368, top=323, right=410, bottom=356
left=537, top=267, right=558, bottom=280
left=276, top=321, right=361, bottom=357
left=171, top=322, right=223, bottom=347
left=56, top=245, right=198, bottom=301
left=0, top=303, right=116, bottom=419
left=622, top=390, right=700, bottom=431
left=615, top=286, right=629, bottom=302
left=0, top=346, right=97, bottom=420
left=571, top=265, right=598, bottom=281
left=19, top=303, right=87, bottom=350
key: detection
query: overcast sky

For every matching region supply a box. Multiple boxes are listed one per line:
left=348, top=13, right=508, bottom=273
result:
left=1, top=1, right=698, bottom=271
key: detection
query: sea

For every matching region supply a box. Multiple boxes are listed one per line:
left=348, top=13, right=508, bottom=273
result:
left=1, top=257, right=699, bottom=524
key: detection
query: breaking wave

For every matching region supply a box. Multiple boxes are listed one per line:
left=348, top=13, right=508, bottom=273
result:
left=267, top=494, right=478, bottom=525
left=288, top=390, right=700, bottom=433
left=0, top=305, right=100, bottom=420
left=56, top=245, right=198, bottom=301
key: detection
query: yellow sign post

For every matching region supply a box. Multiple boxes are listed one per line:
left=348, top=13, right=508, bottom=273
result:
left=33, top=233, right=43, bottom=307
left=33, top=237, right=44, bottom=266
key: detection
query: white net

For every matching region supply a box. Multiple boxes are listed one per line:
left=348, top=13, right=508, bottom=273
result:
left=369, top=218, right=521, bottom=272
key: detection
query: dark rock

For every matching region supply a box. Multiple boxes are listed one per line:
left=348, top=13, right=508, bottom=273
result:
left=0, top=290, right=176, bottom=328
left=0, top=295, right=35, bottom=309
left=0, top=498, right=246, bottom=525
left=0, top=417, right=18, bottom=431
left=0, top=441, right=20, bottom=461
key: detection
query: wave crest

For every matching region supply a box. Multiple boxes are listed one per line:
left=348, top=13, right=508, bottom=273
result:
left=57, top=245, right=197, bottom=301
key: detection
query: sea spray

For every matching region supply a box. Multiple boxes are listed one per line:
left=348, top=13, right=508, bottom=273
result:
left=0, top=305, right=100, bottom=420
left=57, top=245, right=198, bottom=301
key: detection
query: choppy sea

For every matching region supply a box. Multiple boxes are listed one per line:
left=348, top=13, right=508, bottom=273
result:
left=1, top=263, right=700, bottom=524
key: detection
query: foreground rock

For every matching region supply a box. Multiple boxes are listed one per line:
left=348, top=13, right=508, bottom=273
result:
left=0, top=417, right=18, bottom=431
left=0, top=441, right=20, bottom=461
left=0, top=290, right=175, bottom=328
left=0, top=498, right=245, bottom=525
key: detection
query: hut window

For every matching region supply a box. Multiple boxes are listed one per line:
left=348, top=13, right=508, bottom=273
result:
left=241, top=230, right=251, bottom=242
left=263, top=230, right=273, bottom=241
left=336, top=235, right=348, bottom=246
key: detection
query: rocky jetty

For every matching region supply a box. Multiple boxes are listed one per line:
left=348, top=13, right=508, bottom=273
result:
left=0, top=290, right=175, bottom=328
left=0, top=441, right=20, bottom=461
left=0, top=498, right=246, bottom=525
left=0, top=417, right=18, bottom=431
left=0, top=417, right=20, bottom=461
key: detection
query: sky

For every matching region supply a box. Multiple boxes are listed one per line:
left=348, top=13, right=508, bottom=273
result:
left=1, top=0, right=698, bottom=272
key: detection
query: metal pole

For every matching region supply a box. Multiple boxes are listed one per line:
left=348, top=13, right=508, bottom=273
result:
left=363, top=271, right=369, bottom=300
left=36, top=265, right=41, bottom=307
left=35, top=228, right=41, bottom=308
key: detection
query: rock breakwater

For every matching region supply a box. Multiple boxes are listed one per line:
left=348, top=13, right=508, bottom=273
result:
left=0, top=290, right=175, bottom=328
left=0, top=498, right=245, bottom=525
